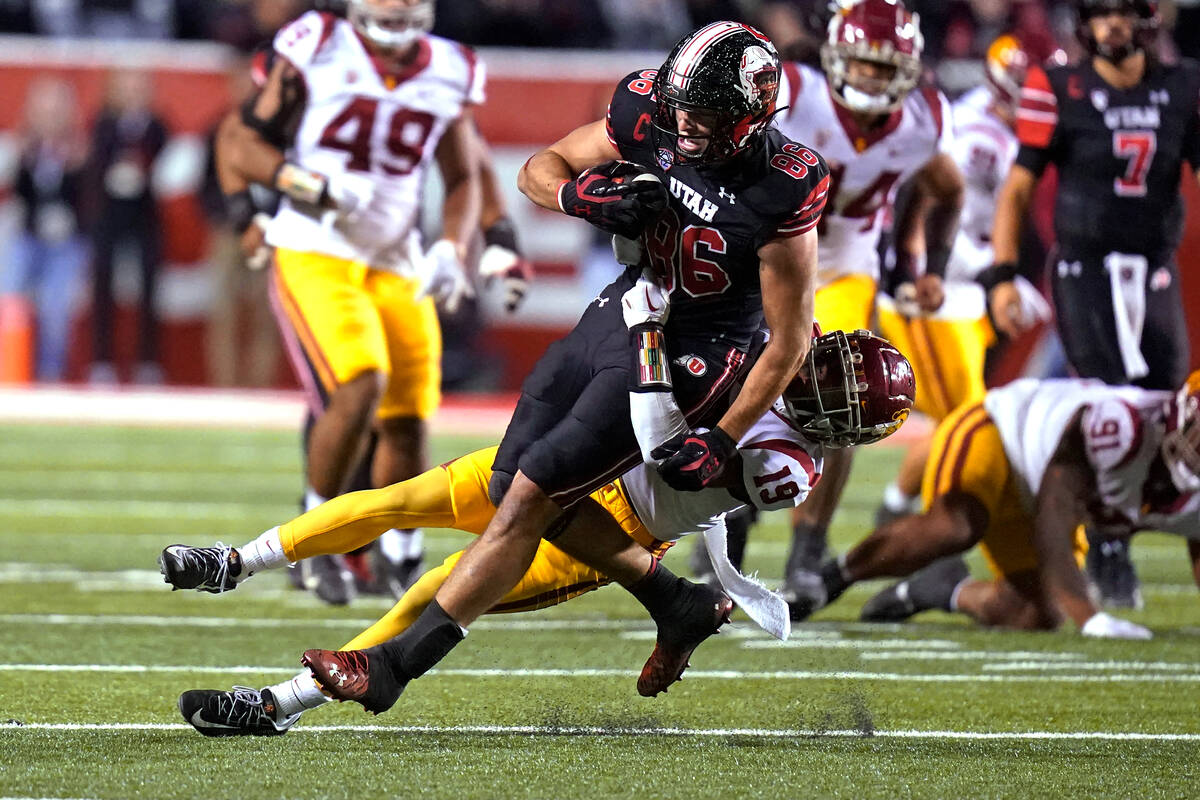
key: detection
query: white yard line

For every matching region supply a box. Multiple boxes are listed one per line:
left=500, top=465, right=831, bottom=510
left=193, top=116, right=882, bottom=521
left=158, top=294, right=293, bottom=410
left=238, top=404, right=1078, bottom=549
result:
left=985, top=660, right=1200, bottom=672
left=3, top=663, right=1199, bottom=682
left=1, top=722, right=1198, bottom=741
left=0, top=613, right=654, bottom=632
left=741, top=638, right=961, bottom=650
left=859, top=651, right=1085, bottom=661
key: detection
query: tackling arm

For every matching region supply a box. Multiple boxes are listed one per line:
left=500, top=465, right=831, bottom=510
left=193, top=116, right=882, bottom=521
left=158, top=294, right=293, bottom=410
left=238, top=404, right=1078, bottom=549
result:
left=715, top=230, right=816, bottom=442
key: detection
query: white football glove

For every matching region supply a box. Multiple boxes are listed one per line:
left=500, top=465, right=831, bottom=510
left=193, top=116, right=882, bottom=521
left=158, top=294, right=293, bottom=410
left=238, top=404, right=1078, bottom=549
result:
left=1081, top=611, right=1153, bottom=640
left=478, top=246, right=532, bottom=314
left=621, top=269, right=670, bottom=329
left=416, top=239, right=474, bottom=314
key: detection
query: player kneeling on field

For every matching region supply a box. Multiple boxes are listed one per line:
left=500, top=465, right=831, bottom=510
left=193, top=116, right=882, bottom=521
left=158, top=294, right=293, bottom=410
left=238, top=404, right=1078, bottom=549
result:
left=160, top=273, right=915, bottom=735
left=791, top=374, right=1200, bottom=639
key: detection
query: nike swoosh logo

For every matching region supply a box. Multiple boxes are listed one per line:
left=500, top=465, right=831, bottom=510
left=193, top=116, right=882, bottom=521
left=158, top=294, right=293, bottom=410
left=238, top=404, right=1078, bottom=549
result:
left=645, top=289, right=659, bottom=312
left=190, top=708, right=236, bottom=730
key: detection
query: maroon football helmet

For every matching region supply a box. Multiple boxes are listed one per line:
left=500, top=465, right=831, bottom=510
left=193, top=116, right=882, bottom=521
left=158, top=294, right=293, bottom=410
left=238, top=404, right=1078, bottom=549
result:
left=821, top=0, right=923, bottom=114
left=777, top=329, right=915, bottom=448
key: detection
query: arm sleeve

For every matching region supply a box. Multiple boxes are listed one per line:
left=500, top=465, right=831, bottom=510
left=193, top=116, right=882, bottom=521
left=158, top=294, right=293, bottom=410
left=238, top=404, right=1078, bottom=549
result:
left=1014, top=64, right=1059, bottom=177
left=629, top=389, right=689, bottom=464
left=737, top=422, right=823, bottom=511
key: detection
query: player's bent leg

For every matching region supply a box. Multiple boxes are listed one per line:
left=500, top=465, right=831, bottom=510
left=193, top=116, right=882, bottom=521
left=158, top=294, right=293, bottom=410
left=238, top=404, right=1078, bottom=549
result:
left=858, top=555, right=971, bottom=623
left=952, top=571, right=1061, bottom=631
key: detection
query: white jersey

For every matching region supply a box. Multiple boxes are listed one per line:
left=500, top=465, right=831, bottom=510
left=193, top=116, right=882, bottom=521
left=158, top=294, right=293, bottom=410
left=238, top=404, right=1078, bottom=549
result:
left=622, top=410, right=822, bottom=542
left=265, top=11, right=484, bottom=267
left=983, top=379, right=1182, bottom=527
left=946, top=87, right=1019, bottom=283
left=775, top=63, right=953, bottom=284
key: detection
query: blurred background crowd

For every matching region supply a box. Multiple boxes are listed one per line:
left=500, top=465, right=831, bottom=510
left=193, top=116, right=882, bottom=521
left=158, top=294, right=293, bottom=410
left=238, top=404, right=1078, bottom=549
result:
left=0, top=0, right=1197, bottom=390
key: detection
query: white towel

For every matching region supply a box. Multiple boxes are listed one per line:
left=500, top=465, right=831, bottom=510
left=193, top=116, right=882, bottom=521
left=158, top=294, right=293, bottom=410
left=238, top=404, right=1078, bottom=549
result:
left=1104, top=252, right=1150, bottom=381
left=702, top=515, right=791, bottom=640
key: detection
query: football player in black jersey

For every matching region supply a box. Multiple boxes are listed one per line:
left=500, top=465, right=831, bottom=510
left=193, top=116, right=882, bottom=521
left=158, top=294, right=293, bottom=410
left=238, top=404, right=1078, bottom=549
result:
left=986, top=0, right=1200, bottom=608
left=291, top=22, right=831, bottom=715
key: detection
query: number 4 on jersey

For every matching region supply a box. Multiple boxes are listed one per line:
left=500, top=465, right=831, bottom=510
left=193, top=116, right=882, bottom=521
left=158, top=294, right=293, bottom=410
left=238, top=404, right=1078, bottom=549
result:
left=319, top=97, right=436, bottom=176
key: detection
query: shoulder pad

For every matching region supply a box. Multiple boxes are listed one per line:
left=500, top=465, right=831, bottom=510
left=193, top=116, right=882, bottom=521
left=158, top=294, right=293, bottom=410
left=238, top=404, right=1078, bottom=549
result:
left=605, top=70, right=658, bottom=161
left=273, top=10, right=336, bottom=69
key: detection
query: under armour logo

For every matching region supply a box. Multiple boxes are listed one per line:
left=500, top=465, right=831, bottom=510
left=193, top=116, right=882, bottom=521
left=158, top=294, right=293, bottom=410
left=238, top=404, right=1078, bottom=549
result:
left=327, top=662, right=347, bottom=687
left=1150, top=89, right=1170, bottom=105
left=718, top=187, right=736, bottom=204
left=594, top=296, right=610, bottom=307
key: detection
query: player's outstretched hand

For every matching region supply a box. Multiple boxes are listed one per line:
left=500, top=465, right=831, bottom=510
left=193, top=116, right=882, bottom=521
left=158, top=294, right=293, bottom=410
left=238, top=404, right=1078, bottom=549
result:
left=1081, top=611, right=1152, bottom=640
left=621, top=269, right=670, bottom=329
left=655, top=427, right=737, bottom=492
left=417, top=239, right=475, bottom=314
left=478, top=217, right=532, bottom=314
left=558, top=161, right=668, bottom=239
left=988, top=279, right=1028, bottom=338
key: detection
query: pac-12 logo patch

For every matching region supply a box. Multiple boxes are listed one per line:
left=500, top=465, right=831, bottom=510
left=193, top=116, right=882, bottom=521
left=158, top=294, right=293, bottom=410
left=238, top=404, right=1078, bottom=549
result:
left=674, top=354, right=707, bottom=377
left=657, top=147, right=675, bottom=171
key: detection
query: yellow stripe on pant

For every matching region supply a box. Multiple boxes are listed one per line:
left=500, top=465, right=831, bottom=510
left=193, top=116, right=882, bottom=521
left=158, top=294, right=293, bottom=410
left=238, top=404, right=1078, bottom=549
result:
left=275, top=446, right=669, bottom=650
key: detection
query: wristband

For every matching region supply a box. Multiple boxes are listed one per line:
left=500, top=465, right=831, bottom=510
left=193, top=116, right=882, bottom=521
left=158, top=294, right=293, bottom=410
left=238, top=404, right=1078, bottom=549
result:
left=224, top=190, right=256, bottom=233
left=483, top=216, right=518, bottom=251
left=555, top=179, right=570, bottom=213
left=975, top=261, right=1019, bottom=292
left=629, top=323, right=672, bottom=391
left=273, top=162, right=328, bottom=206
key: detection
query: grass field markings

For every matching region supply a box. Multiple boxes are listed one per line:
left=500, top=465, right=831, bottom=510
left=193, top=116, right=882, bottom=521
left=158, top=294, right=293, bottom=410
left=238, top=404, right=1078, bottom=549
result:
left=0, top=613, right=659, bottom=632
left=859, top=651, right=1085, bottom=661
left=3, top=722, right=1200, bottom=741
left=6, top=663, right=1200, bottom=682
left=741, top=638, right=962, bottom=650
left=0, top=498, right=290, bottom=520
left=984, top=660, right=1200, bottom=672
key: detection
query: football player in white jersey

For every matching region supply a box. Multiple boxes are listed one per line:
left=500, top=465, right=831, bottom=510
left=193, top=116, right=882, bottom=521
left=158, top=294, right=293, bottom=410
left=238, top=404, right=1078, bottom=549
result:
left=161, top=275, right=916, bottom=734
left=786, top=374, right=1200, bottom=640
left=871, top=35, right=1052, bottom=525
left=213, top=0, right=525, bottom=605
left=762, top=0, right=965, bottom=614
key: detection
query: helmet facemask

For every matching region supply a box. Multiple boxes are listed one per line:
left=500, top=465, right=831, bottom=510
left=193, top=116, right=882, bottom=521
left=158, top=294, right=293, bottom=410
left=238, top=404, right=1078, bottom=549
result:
left=1162, top=384, right=1200, bottom=494
left=776, top=330, right=912, bottom=448
left=348, top=0, right=434, bottom=54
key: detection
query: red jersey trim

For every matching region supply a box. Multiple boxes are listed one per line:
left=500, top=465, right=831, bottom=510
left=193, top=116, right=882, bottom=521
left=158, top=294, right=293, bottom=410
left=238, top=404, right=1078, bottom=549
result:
left=782, top=62, right=803, bottom=116
left=920, top=86, right=944, bottom=139
left=1016, top=64, right=1058, bottom=149
left=829, top=84, right=903, bottom=152
left=741, top=438, right=819, bottom=485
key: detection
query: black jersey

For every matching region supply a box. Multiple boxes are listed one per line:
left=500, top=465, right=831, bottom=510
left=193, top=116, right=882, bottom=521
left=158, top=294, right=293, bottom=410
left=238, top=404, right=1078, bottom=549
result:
left=605, top=69, right=830, bottom=347
left=1015, top=58, right=1200, bottom=258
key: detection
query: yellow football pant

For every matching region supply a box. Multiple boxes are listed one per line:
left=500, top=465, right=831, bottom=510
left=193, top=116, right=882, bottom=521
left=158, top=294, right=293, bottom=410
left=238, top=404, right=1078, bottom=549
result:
left=275, top=446, right=664, bottom=650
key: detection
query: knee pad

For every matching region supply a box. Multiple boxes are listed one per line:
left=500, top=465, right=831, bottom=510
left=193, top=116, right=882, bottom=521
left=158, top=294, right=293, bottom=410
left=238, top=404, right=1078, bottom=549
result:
left=488, top=470, right=514, bottom=507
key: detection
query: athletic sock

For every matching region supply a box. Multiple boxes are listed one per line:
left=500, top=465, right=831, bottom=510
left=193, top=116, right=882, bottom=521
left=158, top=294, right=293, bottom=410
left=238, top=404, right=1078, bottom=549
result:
left=785, top=522, right=828, bottom=575
left=303, top=487, right=328, bottom=513
left=882, top=482, right=918, bottom=515
left=625, top=558, right=687, bottom=622
left=379, top=528, right=423, bottom=562
left=819, top=555, right=851, bottom=604
left=238, top=526, right=289, bottom=577
left=908, top=557, right=970, bottom=613
left=369, top=599, right=467, bottom=683
left=263, top=670, right=331, bottom=721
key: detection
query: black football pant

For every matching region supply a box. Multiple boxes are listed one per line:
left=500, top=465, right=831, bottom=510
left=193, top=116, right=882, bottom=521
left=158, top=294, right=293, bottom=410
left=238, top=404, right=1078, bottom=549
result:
left=491, top=267, right=749, bottom=508
left=1050, top=245, right=1188, bottom=391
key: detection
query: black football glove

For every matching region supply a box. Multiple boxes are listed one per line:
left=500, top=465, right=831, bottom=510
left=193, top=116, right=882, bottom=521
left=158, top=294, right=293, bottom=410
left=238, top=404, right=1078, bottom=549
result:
left=654, top=426, right=738, bottom=492
left=558, top=160, right=668, bottom=239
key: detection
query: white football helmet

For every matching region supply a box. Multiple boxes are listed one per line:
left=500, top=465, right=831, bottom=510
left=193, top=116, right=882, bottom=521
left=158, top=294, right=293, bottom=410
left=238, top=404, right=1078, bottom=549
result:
left=347, top=0, right=434, bottom=53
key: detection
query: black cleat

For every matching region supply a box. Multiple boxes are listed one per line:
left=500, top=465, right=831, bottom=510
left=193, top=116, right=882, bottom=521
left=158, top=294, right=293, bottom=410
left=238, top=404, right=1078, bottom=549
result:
left=302, top=648, right=405, bottom=715
left=159, top=544, right=242, bottom=593
left=860, top=556, right=970, bottom=622
left=781, top=568, right=827, bottom=622
left=1086, top=537, right=1143, bottom=610
left=638, top=581, right=733, bottom=697
left=178, top=686, right=297, bottom=737
left=309, top=554, right=356, bottom=606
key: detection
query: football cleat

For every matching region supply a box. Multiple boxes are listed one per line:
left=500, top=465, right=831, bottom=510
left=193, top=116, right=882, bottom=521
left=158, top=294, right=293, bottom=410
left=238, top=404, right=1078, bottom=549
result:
left=302, top=648, right=405, bottom=715
left=309, top=554, right=357, bottom=606
left=159, top=543, right=241, bottom=593
left=860, top=556, right=970, bottom=622
left=638, top=581, right=733, bottom=698
left=780, top=568, right=828, bottom=622
left=178, top=686, right=298, bottom=737
left=1086, top=537, right=1144, bottom=610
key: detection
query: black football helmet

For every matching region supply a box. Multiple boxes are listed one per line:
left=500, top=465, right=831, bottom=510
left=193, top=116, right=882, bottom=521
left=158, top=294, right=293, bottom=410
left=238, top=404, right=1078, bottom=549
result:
left=1075, top=0, right=1158, bottom=62
left=776, top=329, right=915, bottom=448
left=652, top=21, right=781, bottom=166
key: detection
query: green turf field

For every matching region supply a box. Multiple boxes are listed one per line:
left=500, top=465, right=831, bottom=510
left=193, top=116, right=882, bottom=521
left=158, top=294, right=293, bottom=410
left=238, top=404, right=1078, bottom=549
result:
left=1, top=422, right=1198, bottom=799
